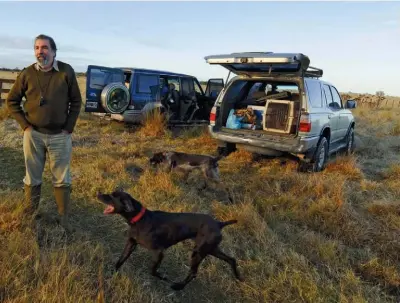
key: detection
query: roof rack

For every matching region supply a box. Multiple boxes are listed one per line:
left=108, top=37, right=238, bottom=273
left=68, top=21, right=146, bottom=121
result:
left=304, top=66, right=323, bottom=78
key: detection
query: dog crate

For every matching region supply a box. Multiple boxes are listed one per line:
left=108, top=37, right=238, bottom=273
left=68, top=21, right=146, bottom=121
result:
left=263, top=99, right=295, bottom=133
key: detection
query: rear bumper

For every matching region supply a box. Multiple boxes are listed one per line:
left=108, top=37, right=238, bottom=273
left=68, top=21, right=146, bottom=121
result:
left=110, top=110, right=143, bottom=123
left=209, top=126, right=320, bottom=156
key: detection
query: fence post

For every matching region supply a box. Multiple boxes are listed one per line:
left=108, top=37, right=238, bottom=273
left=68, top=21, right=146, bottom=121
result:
left=0, top=80, right=3, bottom=105
left=0, top=78, right=15, bottom=105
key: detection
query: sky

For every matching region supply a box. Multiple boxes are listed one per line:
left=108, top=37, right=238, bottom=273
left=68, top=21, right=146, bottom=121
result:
left=0, top=1, right=399, bottom=95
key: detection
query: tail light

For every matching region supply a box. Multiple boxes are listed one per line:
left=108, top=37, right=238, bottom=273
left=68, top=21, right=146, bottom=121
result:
left=210, top=106, right=217, bottom=126
left=299, top=113, right=311, bottom=132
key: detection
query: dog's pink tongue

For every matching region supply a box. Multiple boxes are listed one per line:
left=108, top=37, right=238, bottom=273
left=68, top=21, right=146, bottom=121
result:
left=103, top=205, right=115, bottom=214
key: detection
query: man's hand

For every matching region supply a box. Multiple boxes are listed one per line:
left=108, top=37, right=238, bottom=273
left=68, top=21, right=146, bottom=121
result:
left=24, top=125, right=32, bottom=132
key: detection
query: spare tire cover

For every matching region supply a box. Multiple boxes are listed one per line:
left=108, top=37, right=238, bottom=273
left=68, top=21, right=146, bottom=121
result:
left=100, top=83, right=130, bottom=114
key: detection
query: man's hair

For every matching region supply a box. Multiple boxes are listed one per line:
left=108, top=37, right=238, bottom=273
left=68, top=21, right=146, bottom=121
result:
left=34, top=34, right=57, bottom=54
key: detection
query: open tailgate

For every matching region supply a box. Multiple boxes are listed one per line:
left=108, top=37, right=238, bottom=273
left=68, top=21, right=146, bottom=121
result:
left=204, top=52, right=315, bottom=77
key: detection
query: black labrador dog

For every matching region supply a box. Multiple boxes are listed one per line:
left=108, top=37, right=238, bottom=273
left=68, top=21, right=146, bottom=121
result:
left=97, top=190, right=243, bottom=291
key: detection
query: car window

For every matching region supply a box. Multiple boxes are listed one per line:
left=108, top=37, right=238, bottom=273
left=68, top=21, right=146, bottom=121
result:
left=194, top=79, right=203, bottom=95
left=159, top=77, right=166, bottom=88
left=247, top=82, right=264, bottom=97
left=246, top=82, right=299, bottom=100
left=322, top=84, right=333, bottom=108
left=329, top=86, right=343, bottom=109
left=136, top=74, right=159, bottom=93
left=305, top=80, right=323, bottom=108
left=223, top=80, right=247, bottom=103
left=181, top=77, right=195, bottom=96
left=276, top=85, right=298, bottom=92
left=89, top=68, right=124, bottom=89
left=167, top=77, right=180, bottom=92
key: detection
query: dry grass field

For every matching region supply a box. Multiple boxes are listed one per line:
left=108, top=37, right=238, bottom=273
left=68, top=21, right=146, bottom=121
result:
left=2, top=70, right=400, bottom=302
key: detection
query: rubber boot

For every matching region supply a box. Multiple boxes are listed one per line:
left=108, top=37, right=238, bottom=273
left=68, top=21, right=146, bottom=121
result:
left=24, top=184, right=41, bottom=216
left=54, top=186, right=73, bottom=234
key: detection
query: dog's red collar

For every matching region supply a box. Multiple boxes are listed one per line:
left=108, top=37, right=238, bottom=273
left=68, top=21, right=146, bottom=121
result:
left=130, top=207, right=146, bottom=224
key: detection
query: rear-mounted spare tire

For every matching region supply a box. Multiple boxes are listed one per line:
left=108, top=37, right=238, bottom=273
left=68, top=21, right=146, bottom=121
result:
left=100, top=83, right=130, bottom=114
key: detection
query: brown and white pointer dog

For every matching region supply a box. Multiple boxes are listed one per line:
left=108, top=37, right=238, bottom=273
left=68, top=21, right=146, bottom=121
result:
left=149, top=151, right=233, bottom=202
left=149, top=151, right=223, bottom=182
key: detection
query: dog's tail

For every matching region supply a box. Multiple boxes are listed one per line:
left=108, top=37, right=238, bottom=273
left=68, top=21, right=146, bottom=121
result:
left=219, top=219, right=238, bottom=228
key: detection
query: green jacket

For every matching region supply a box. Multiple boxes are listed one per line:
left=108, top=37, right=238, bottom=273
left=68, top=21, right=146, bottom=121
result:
left=6, top=60, right=82, bottom=134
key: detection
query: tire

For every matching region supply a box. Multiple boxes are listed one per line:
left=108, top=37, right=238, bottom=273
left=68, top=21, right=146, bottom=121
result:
left=344, top=127, right=355, bottom=155
left=298, top=136, right=329, bottom=173
left=100, top=83, right=130, bottom=114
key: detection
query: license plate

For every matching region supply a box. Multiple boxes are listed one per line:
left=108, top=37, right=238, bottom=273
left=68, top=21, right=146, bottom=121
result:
left=86, top=102, right=98, bottom=109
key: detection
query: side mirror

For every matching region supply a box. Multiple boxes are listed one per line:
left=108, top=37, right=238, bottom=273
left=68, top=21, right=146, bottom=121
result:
left=345, top=99, right=357, bottom=109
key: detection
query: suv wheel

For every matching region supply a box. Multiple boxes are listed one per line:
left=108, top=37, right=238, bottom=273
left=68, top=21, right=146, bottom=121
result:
left=345, top=127, right=355, bottom=155
left=298, top=136, right=329, bottom=173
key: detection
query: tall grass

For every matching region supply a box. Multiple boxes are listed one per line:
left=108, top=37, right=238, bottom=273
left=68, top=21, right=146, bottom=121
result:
left=139, top=108, right=169, bottom=138
left=1, top=74, right=400, bottom=302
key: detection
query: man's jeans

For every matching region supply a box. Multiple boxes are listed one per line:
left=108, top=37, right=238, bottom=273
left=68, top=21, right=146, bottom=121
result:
left=23, top=128, right=72, bottom=187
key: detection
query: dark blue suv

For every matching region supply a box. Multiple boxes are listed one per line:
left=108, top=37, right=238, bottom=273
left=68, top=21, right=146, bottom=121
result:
left=84, top=65, right=224, bottom=125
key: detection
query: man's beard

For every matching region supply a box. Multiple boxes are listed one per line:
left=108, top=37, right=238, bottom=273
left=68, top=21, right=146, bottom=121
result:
left=37, top=55, right=50, bottom=67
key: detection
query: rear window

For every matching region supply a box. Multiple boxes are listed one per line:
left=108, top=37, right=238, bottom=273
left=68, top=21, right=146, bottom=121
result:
left=136, top=74, right=159, bottom=93
left=89, top=68, right=124, bottom=89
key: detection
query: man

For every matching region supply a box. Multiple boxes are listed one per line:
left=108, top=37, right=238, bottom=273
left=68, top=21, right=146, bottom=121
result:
left=6, top=34, right=82, bottom=233
left=164, top=83, right=180, bottom=117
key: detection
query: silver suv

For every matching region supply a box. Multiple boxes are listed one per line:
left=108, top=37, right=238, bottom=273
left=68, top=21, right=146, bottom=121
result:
left=205, top=52, right=356, bottom=172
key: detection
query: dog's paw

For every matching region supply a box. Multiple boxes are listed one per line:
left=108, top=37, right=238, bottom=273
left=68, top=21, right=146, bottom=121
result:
left=153, top=271, right=169, bottom=282
left=170, top=283, right=185, bottom=291
left=112, top=268, right=119, bottom=275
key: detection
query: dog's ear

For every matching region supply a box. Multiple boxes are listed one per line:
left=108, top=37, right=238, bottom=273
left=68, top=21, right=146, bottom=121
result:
left=114, top=186, right=124, bottom=193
